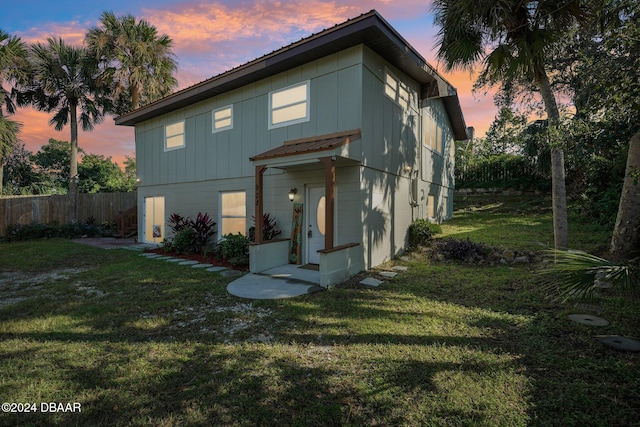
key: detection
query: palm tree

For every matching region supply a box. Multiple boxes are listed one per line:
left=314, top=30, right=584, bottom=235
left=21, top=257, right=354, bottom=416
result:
left=432, top=0, right=587, bottom=249
left=17, top=38, right=106, bottom=211
left=0, top=29, right=28, bottom=194
left=86, top=11, right=177, bottom=114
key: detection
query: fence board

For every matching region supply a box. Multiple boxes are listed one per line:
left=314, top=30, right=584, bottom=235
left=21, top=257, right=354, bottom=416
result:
left=0, top=192, right=137, bottom=236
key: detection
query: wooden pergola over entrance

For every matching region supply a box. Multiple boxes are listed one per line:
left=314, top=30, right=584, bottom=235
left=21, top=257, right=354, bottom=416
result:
left=250, top=129, right=361, bottom=250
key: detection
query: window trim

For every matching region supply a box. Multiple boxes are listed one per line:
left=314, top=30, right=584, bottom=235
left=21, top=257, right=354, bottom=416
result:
left=268, top=81, right=310, bottom=130
left=212, top=105, right=233, bottom=133
left=164, top=120, right=185, bottom=151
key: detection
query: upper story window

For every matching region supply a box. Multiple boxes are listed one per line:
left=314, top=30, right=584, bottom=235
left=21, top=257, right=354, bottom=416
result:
left=384, top=68, right=410, bottom=110
left=269, top=81, right=310, bottom=129
left=213, top=105, right=233, bottom=133
left=423, top=109, right=443, bottom=155
left=165, top=120, right=185, bottom=151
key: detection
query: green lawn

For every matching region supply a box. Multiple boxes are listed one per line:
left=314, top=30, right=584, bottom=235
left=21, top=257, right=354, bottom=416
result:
left=1, top=194, right=638, bottom=426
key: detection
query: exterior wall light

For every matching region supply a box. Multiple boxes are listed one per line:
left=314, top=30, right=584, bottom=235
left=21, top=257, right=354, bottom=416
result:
left=288, top=187, right=297, bottom=202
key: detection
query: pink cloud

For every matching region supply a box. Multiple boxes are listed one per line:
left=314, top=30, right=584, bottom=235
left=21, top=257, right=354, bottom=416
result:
left=15, top=21, right=89, bottom=45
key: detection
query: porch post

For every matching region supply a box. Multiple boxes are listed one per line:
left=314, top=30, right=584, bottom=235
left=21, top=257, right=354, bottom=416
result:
left=255, top=165, right=267, bottom=244
left=320, top=156, right=335, bottom=250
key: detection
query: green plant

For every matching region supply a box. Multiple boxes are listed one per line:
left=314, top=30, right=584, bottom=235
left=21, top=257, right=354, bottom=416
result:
left=166, top=212, right=217, bottom=253
left=407, top=219, right=439, bottom=247
left=172, top=227, right=196, bottom=254
left=249, top=213, right=282, bottom=241
left=218, top=233, right=250, bottom=260
left=190, top=212, right=216, bottom=252
left=168, top=212, right=189, bottom=234
left=541, top=249, right=640, bottom=302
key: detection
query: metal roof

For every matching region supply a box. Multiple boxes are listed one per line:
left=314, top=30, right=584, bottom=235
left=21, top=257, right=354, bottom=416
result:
left=250, top=129, right=362, bottom=162
left=114, top=10, right=467, bottom=140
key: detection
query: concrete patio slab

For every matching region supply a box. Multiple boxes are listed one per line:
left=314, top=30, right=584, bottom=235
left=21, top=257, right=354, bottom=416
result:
left=227, top=264, right=324, bottom=299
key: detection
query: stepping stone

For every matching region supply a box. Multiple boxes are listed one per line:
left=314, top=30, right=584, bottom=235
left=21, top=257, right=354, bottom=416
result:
left=567, top=314, right=609, bottom=326
left=378, top=271, right=398, bottom=278
left=139, top=253, right=160, bottom=257
left=360, top=277, right=384, bottom=287
left=573, top=303, right=604, bottom=314
left=595, top=335, right=640, bottom=352
left=220, top=270, right=242, bottom=277
left=392, top=266, right=408, bottom=271
left=400, top=256, right=411, bottom=262
left=165, top=258, right=183, bottom=263
left=206, top=266, right=228, bottom=272
left=152, top=256, right=173, bottom=260
left=192, top=263, right=214, bottom=268
left=178, top=260, right=200, bottom=265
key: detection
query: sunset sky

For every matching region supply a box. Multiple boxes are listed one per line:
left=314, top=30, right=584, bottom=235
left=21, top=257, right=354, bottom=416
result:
left=1, top=0, right=495, bottom=166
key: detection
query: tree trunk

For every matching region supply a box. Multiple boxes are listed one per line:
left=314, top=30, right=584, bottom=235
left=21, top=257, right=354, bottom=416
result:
left=0, top=161, right=3, bottom=195
left=610, top=130, right=640, bottom=259
left=536, top=71, right=568, bottom=249
left=69, top=103, right=79, bottom=223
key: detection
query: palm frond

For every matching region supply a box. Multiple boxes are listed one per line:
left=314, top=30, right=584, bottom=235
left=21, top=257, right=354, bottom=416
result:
left=540, top=249, right=640, bottom=303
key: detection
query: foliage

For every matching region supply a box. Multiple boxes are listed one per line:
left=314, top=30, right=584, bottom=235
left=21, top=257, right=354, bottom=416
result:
left=435, top=237, right=488, bottom=261
left=165, top=212, right=217, bottom=254
left=248, top=213, right=282, bottom=241
left=172, top=227, right=197, bottom=254
left=190, top=212, right=217, bottom=253
left=456, top=153, right=550, bottom=190
left=78, top=153, right=136, bottom=193
left=85, top=11, right=178, bottom=114
left=3, top=218, right=112, bottom=242
left=217, top=233, right=250, bottom=260
left=407, top=218, right=439, bottom=247
left=541, top=249, right=640, bottom=302
left=167, top=213, right=189, bottom=234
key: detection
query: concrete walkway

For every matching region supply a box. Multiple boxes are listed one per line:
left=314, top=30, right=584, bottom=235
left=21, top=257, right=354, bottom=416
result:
left=227, top=264, right=325, bottom=299
left=72, top=238, right=326, bottom=299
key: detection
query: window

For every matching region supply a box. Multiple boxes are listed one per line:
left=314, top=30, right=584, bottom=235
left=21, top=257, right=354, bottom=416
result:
left=424, top=112, right=442, bottom=154
left=269, top=81, right=310, bottom=129
left=165, top=121, right=185, bottom=150
left=384, top=68, right=410, bottom=110
left=213, top=105, right=233, bottom=133
left=427, top=194, right=436, bottom=219
left=220, top=191, right=246, bottom=235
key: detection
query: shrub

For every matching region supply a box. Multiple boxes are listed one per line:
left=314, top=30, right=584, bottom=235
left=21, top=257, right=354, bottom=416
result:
left=4, top=222, right=104, bottom=241
left=190, top=212, right=216, bottom=252
left=165, top=211, right=217, bottom=254
left=172, top=227, right=197, bottom=254
left=218, top=233, right=250, bottom=260
left=407, top=219, right=440, bottom=247
left=248, top=213, right=282, bottom=241
left=168, top=213, right=189, bottom=234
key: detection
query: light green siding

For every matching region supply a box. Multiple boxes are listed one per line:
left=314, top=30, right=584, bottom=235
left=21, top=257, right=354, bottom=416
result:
left=134, top=43, right=460, bottom=269
left=136, top=46, right=363, bottom=187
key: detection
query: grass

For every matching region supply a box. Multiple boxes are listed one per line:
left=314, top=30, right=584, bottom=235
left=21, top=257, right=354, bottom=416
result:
left=1, top=193, right=638, bottom=426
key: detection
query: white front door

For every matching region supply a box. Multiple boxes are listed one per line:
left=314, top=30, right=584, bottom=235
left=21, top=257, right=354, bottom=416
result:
left=307, top=187, right=326, bottom=264
left=144, top=196, right=165, bottom=244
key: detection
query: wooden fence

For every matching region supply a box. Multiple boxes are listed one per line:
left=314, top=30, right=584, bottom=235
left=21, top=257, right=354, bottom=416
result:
left=0, top=192, right=137, bottom=236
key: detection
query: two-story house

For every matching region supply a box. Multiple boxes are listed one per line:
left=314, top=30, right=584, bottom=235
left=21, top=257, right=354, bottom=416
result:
left=115, top=10, right=467, bottom=287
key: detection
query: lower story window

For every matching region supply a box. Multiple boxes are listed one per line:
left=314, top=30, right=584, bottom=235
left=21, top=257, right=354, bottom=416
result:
left=427, top=194, right=436, bottom=219
left=220, top=191, right=246, bottom=235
